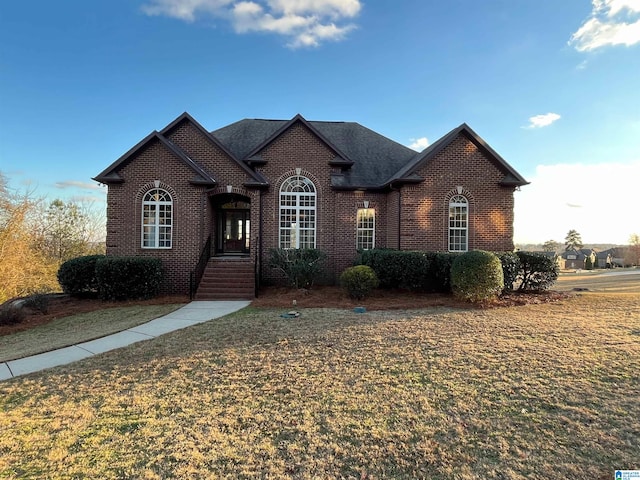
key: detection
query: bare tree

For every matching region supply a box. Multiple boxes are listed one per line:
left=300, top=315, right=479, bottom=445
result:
left=0, top=173, right=59, bottom=302
left=629, top=233, right=640, bottom=266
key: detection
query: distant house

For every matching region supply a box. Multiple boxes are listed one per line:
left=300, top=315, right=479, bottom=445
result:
left=94, top=112, right=528, bottom=298
left=600, top=247, right=627, bottom=268
left=596, top=251, right=613, bottom=269
left=560, top=249, right=596, bottom=270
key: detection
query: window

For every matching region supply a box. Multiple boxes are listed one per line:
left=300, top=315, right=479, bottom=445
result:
left=356, top=208, right=375, bottom=250
left=448, top=194, right=468, bottom=252
left=279, top=175, right=316, bottom=249
left=142, top=188, right=172, bottom=248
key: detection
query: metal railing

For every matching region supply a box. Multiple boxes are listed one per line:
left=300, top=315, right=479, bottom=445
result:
left=189, top=235, right=212, bottom=300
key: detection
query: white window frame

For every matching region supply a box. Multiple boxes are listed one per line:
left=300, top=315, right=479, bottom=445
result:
left=356, top=208, right=375, bottom=250
left=142, top=188, right=173, bottom=249
left=279, top=175, right=316, bottom=249
left=448, top=194, right=468, bottom=252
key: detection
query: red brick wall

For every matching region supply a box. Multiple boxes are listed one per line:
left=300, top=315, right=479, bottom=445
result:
left=105, top=138, right=207, bottom=294
left=254, top=122, right=394, bottom=283
left=104, top=121, right=517, bottom=293
left=399, top=133, right=515, bottom=252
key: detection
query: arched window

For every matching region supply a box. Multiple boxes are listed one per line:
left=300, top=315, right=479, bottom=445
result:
left=279, top=176, right=316, bottom=249
left=142, top=188, right=172, bottom=248
left=448, top=194, right=468, bottom=252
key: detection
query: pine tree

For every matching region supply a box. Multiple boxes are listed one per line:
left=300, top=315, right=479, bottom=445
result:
left=565, top=230, right=583, bottom=251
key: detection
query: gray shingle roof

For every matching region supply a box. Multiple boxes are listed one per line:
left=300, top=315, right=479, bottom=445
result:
left=211, top=116, right=528, bottom=189
left=95, top=112, right=528, bottom=191
left=211, top=118, right=419, bottom=188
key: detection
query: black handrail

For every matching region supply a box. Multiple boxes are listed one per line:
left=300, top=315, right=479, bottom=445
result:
left=190, top=235, right=212, bottom=300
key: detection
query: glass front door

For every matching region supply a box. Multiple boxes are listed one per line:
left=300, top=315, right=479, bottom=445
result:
left=221, top=210, right=250, bottom=254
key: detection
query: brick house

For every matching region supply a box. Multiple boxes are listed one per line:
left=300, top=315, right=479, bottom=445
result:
left=94, top=112, right=528, bottom=299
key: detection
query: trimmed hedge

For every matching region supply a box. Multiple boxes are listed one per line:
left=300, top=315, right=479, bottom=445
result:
left=516, top=251, right=559, bottom=291
left=356, top=249, right=457, bottom=293
left=356, top=249, right=559, bottom=295
left=340, top=265, right=379, bottom=300
left=95, top=257, right=163, bottom=300
left=451, top=250, right=504, bottom=302
left=57, top=255, right=105, bottom=296
left=495, top=251, right=521, bottom=292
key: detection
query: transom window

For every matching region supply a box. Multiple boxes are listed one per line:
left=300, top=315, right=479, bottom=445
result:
left=279, top=175, right=316, bottom=249
left=356, top=208, right=375, bottom=250
left=142, top=188, right=172, bottom=249
left=448, top=194, right=468, bottom=252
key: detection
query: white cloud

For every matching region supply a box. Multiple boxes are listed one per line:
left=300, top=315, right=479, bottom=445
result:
left=514, top=160, right=640, bottom=244
left=69, top=195, right=107, bottom=204
left=268, top=0, right=361, bottom=18
left=407, top=137, right=430, bottom=151
left=569, top=0, right=640, bottom=51
left=141, top=0, right=361, bottom=47
left=524, top=113, right=561, bottom=129
left=141, top=0, right=234, bottom=22
left=55, top=180, right=104, bottom=191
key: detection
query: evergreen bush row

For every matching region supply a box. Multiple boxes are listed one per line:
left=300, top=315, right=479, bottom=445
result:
left=355, top=249, right=458, bottom=293
left=58, top=255, right=163, bottom=301
left=355, top=249, right=558, bottom=296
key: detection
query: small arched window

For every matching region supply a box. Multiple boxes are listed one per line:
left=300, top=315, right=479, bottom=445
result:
left=448, top=194, right=468, bottom=252
left=142, top=188, right=172, bottom=248
left=279, top=176, right=316, bottom=249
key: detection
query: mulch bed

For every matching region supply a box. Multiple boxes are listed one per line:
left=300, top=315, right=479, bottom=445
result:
left=252, top=285, right=571, bottom=310
left=1, top=288, right=570, bottom=337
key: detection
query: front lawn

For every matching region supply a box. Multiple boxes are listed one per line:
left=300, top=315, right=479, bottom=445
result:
left=0, top=303, right=184, bottom=362
left=1, top=293, right=638, bottom=479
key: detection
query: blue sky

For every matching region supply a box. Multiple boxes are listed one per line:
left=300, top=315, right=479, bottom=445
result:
left=1, top=0, right=639, bottom=245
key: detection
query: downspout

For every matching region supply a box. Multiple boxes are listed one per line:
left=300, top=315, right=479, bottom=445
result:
left=200, top=189, right=205, bottom=252
left=398, top=187, right=402, bottom=250
left=392, top=183, right=402, bottom=250
left=259, top=189, right=264, bottom=293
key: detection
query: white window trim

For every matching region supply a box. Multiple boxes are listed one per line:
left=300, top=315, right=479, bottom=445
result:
left=141, top=188, right=173, bottom=249
left=356, top=208, right=375, bottom=250
left=448, top=194, right=468, bottom=252
left=279, top=175, right=317, bottom=249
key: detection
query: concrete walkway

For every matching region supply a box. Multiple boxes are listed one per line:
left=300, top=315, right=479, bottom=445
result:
left=0, top=300, right=251, bottom=382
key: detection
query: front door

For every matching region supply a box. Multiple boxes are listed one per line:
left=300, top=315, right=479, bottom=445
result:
left=221, top=210, right=250, bottom=254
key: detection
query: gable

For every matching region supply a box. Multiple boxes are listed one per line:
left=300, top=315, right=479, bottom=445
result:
left=388, top=124, right=528, bottom=188
left=413, top=134, right=506, bottom=185
left=211, top=116, right=417, bottom=189
left=161, top=115, right=267, bottom=188
left=93, top=131, right=216, bottom=186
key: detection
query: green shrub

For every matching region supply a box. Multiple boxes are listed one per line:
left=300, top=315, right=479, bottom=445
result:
left=429, top=252, right=459, bottom=293
left=451, top=250, right=504, bottom=303
left=95, top=257, right=163, bottom=301
left=0, top=305, right=25, bottom=326
left=356, top=249, right=457, bottom=292
left=268, top=248, right=327, bottom=289
left=340, top=265, right=379, bottom=300
left=57, top=255, right=105, bottom=296
left=516, top=252, right=559, bottom=291
left=495, top=251, right=521, bottom=292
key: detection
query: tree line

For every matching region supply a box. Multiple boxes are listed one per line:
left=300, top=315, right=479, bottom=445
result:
left=540, top=229, right=640, bottom=267
left=0, top=172, right=105, bottom=303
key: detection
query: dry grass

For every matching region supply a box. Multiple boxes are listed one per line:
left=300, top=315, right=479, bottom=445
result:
left=0, top=303, right=184, bottom=362
left=0, top=292, right=638, bottom=479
